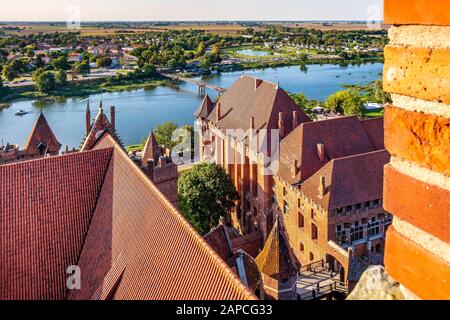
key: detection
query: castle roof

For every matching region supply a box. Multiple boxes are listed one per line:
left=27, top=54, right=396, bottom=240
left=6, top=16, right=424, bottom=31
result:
left=194, top=95, right=214, bottom=119
left=80, top=107, right=124, bottom=151
left=206, top=76, right=311, bottom=134
left=278, top=116, right=384, bottom=184
left=255, top=219, right=298, bottom=279
left=141, top=131, right=161, bottom=165
left=23, top=111, right=61, bottom=155
left=300, top=150, right=390, bottom=210
left=0, top=134, right=256, bottom=300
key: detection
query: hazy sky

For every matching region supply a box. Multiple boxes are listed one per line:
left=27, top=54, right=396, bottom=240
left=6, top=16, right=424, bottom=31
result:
left=1, top=0, right=384, bottom=22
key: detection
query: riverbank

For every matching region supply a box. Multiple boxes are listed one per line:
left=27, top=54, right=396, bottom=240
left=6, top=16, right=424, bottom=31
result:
left=0, top=77, right=170, bottom=104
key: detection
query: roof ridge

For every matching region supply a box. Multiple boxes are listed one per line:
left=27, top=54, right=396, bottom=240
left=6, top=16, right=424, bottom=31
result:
left=330, top=149, right=388, bottom=163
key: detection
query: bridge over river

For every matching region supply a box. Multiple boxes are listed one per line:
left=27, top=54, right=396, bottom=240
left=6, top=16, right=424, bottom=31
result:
left=162, top=73, right=227, bottom=95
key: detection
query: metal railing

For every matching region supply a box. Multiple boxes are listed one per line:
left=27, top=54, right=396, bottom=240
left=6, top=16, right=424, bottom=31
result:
left=298, top=260, right=329, bottom=275
left=297, top=280, right=348, bottom=301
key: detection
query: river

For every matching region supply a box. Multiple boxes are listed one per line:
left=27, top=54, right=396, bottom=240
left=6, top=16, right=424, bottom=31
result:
left=0, top=62, right=382, bottom=149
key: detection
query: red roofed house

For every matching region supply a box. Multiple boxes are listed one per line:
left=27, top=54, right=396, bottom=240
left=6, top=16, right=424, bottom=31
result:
left=0, top=131, right=256, bottom=300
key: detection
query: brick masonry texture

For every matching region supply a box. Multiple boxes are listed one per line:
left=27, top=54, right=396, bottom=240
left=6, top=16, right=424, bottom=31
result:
left=384, top=164, right=450, bottom=244
left=384, top=106, right=450, bottom=176
left=384, top=0, right=450, bottom=25
left=384, top=227, right=450, bottom=300
left=384, top=46, right=450, bottom=104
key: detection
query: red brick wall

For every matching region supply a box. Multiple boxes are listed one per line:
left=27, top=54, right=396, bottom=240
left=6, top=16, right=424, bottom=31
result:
left=382, top=0, right=450, bottom=300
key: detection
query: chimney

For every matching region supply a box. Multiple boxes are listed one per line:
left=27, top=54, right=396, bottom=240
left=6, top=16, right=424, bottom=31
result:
left=317, top=143, right=325, bottom=162
left=160, top=156, right=168, bottom=167
left=318, top=176, right=326, bottom=197
left=255, top=78, right=263, bottom=90
left=292, top=111, right=299, bottom=129
left=291, top=159, right=298, bottom=177
left=278, top=112, right=285, bottom=138
left=250, top=116, right=255, bottom=129
left=85, top=101, right=91, bottom=135
left=110, top=106, right=116, bottom=130
left=216, top=103, right=221, bottom=122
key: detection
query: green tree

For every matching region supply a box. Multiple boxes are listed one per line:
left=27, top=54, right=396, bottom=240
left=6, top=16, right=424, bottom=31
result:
left=75, top=61, right=91, bottom=75
left=324, top=90, right=347, bottom=114
left=178, top=162, right=239, bottom=235
left=154, top=121, right=179, bottom=149
left=195, top=41, right=206, bottom=58
left=2, top=64, right=19, bottom=81
left=374, top=80, right=392, bottom=104
left=35, top=71, right=56, bottom=93
left=55, top=70, right=67, bottom=87
left=96, top=56, right=112, bottom=68
left=341, top=90, right=365, bottom=117
left=52, top=55, right=69, bottom=70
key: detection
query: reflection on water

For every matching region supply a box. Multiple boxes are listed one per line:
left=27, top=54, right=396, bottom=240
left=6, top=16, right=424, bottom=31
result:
left=0, top=63, right=382, bottom=149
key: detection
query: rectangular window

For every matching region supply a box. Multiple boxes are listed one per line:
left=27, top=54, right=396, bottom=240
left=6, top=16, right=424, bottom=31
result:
left=311, top=223, right=318, bottom=240
left=298, top=212, right=304, bottom=228
left=300, top=243, right=305, bottom=252
left=309, top=252, right=314, bottom=262
left=283, top=201, right=289, bottom=215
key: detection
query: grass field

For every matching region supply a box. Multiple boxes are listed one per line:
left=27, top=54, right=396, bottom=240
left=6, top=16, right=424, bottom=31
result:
left=1, top=23, right=247, bottom=36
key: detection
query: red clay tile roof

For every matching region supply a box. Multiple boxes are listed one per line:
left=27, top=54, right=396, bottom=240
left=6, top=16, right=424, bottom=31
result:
left=0, top=148, right=113, bottom=300
left=300, top=150, right=390, bottom=210
left=195, top=95, right=214, bottom=119
left=204, top=224, right=234, bottom=262
left=360, top=117, right=385, bottom=150
left=80, top=108, right=124, bottom=151
left=278, top=116, right=382, bottom=184
left=206, top=76, right=311, bottom=134
left=1, top=134, right=256, bottom=300
left=141, top=131, right=161, bottom=165
left=0, top=134, right=256, bottom=300
left=255, top=219, right=297, bottom=278
left=71, top=134, right=256, bottom=300
left=23, top=111, right=61, bottom=155
left=227, top=250, right=262, bottom=293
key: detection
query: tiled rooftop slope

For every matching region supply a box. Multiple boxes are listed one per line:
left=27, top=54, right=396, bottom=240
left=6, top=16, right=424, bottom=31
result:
left=351, top=0, right=450, bottom=300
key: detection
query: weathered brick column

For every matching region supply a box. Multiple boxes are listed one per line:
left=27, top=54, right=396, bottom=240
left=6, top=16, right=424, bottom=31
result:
left=382, top=0, right=450, bottom=300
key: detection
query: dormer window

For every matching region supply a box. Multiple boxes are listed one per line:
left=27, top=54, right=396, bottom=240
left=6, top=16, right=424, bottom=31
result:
left=37, top=141, right=47, bottom=155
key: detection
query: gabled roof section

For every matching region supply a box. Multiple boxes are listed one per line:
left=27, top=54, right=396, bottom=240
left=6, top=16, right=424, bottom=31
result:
left=68, top=134, right=257, bottom=300
left=80, top=108, right=124, bottom=151
left=227, top=250, right=262, bottom=293
left=360, top=117, right=385, bottom=150
left=204, top=223, right=234, bottom=262
left=0, top=148, right=113, bottom=300
left=206, top=76, right=311, bottom=133
left=301, top=150, right=390, bottom=210
left=278, top=116, right=378, bottom=184
left=194, top=95, right=214, bottom=119
left=142, top=131, right=161, bottom=165
left=255, top=219, right=297, bottom=279
left=23, top=111, right=61, bottom=155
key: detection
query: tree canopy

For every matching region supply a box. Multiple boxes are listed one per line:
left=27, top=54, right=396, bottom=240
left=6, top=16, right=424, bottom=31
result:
left=34, top=71, right=56, bottom=93
left=325, top=89, right=365, bottom=117
left=178, top=162, right=239, bottom=235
